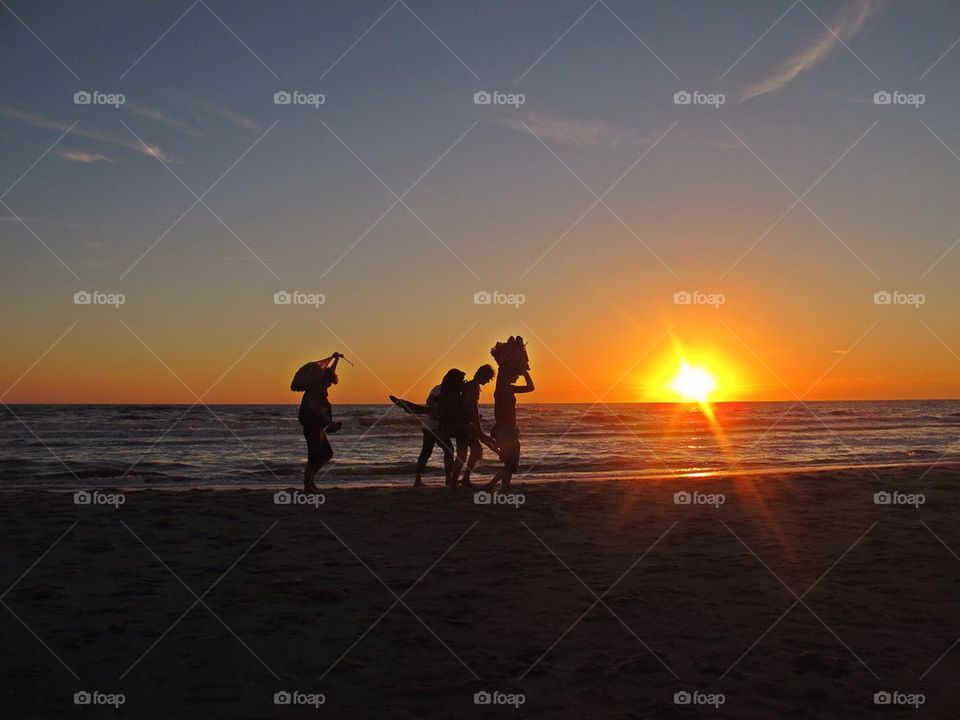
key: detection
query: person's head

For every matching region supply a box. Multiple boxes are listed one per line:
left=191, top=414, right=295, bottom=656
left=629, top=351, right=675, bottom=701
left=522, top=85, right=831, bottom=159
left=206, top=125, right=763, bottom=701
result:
left=440, top=368, right=466, bottom=395
left=474, top=364, right=495, bottom=385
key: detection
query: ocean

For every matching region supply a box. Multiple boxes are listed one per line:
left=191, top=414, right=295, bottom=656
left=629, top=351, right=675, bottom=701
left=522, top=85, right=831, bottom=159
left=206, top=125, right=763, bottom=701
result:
left=1, top=401, right=958, bottom=489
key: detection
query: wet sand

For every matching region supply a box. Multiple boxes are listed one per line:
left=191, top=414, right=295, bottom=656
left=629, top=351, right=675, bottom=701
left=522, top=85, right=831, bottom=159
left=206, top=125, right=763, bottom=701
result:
left=1, top=464, right=959, bottom=718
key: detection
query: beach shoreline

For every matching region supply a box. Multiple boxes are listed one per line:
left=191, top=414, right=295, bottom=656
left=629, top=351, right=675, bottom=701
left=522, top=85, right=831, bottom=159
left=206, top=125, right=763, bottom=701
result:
left=2, top=464, right=958, bottom=717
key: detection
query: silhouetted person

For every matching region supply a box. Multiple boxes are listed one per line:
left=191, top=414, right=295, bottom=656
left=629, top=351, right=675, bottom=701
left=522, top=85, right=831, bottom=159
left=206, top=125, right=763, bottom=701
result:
left=437, top=368, right=468, bottom=491
left=485, top=338, right=534, bottom=492
left=460, top=364, right=495, bottom=488
left=414, top=384, right=442, bottom=487
left=299, top=354, right=342, bottom=493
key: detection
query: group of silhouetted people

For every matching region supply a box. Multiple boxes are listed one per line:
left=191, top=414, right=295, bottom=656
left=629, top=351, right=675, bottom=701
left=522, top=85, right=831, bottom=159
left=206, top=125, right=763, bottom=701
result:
left=293, top=338, right=534, bottom=494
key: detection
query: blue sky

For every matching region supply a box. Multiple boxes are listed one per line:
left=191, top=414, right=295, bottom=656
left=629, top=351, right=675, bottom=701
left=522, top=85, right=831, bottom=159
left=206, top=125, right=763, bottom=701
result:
left=1, top=0, right=959, bottom=402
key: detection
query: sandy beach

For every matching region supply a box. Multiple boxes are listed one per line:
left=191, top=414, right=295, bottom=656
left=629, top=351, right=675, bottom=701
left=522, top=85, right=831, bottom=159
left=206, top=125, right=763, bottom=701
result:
left=0, top=465, right=957, bottom=718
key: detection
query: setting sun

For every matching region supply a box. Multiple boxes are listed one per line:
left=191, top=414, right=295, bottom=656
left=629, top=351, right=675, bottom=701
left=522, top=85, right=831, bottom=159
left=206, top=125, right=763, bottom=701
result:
left=669, top=361, right=717, bottom=403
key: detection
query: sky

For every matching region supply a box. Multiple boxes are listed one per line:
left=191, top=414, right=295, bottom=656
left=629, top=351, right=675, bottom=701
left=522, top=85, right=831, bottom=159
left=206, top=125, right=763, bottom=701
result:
left=1, top=0, right=958, bottom=404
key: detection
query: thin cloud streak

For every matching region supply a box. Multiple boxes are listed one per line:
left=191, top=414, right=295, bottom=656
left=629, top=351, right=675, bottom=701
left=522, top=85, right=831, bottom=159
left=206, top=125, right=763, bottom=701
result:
left=490, top=108, right=653, bottom=148
left=739, top=0, right=881, bottom=102
left=57, top=149, right=116, bottom=164
left=0, top=106, right=169, bottom=161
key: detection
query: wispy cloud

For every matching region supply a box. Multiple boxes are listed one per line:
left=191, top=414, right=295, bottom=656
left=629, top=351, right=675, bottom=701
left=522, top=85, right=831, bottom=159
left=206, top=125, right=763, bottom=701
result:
left=739, top=0, right=881, bottom=102
left=0, top=106, right=169, bottom=161
left=180, top=94, right=261, bottom=133
left=57, top=149, right=116, bottom=164
left=491, top=108, right=651, bottom=148
left=125, top=102, right=204, bottom=137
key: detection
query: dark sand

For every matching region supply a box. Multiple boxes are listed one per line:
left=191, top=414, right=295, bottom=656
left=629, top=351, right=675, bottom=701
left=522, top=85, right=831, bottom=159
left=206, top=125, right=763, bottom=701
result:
left=2, top=465, right=959, bottom=718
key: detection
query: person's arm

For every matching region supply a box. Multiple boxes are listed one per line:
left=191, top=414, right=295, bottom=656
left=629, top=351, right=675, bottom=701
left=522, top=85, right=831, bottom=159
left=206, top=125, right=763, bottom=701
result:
left=329, top=353, right=342, bottom=373
left=511, top=371, right=535, bottom=394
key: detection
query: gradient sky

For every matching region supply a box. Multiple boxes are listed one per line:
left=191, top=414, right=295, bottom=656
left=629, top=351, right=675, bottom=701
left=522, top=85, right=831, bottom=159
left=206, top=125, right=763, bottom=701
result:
left=1, top=0, right=958, bottom=404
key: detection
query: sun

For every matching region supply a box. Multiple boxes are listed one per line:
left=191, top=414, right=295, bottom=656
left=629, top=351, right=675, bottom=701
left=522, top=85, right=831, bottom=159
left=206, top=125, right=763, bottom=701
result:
left=669, top=361, right=717, bottom=403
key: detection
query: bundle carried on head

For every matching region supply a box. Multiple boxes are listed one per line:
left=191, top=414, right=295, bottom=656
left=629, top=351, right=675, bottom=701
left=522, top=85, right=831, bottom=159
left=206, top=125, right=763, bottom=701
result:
left=490, top=336, right=529, bottom=376
left=290, top=355, right=336, bottom=391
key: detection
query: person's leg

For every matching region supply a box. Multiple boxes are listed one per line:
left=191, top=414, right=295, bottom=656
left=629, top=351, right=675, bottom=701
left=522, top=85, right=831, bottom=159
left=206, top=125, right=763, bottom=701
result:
left=415, top=429, right=435, bottom=486
left=501, top=428, right=520, bottom=492
left=449, top=432, right=467, bottom=488
left=305, top=432, right=332, bottom=492
left=461, top=435, right=482, bottom=487
left=303, top=462, right=320, bottom=492
left=439, top=434, right=456, bottom=487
